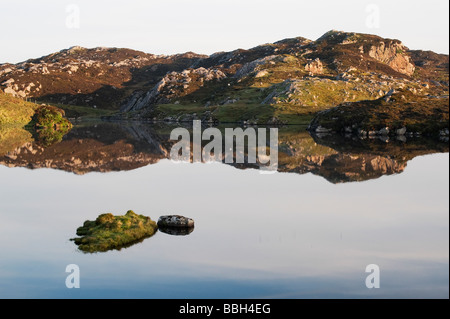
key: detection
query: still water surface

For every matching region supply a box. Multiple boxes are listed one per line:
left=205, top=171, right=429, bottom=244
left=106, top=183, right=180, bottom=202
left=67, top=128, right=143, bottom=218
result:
left=0, top=122, right=448, bottom=298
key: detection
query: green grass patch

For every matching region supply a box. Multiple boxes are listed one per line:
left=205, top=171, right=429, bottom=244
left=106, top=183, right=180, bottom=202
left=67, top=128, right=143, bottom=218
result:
left=0, top=125, right=33, bottom=156
left=212, top=103, right=273, bottom=123
left=273, top=79, right=386, bottom=108
left=29, top=105, right=72, bottom=130
left=0, top=92, right=38, bottom=125
left=154, top=103, right=211, bottom=116
left=71, top=210, right=158, bottom=253
left=25, top=105, right=73, bottom=147
left=311, top=91, right=449, bottom=136
left=1, top=93, right=73, bottom=147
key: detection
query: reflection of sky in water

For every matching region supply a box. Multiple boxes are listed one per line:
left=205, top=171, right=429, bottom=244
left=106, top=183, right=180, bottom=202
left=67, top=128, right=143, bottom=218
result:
left=0, top=153, right=448, bottom=298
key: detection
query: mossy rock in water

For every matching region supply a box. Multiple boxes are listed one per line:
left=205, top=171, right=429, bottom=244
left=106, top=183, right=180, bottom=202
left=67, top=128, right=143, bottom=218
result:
left=30, top=105, right=72, bottom=130
left=71, top=210, right=158, bottom=253
left=32, top=125, right=72, bottom=147
left=27, top=105, right=73, bottom=147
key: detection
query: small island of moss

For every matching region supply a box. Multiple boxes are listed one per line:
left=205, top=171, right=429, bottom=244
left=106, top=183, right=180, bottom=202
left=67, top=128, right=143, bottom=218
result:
left=71, top=210, right=158, bottom=253
left=28, top=105, right=73, bottom=146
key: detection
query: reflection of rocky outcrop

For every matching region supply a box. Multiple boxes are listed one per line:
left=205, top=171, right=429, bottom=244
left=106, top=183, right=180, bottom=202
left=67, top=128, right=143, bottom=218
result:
left=0, top=122, right=168, bottom=175
left=0, top=122, right=448, bottom=183
left=304, top=153, right=407, bottom=184
left=230, top=129, right=448, bottom=183
left=310, top=133, right=449, bottom=158
left=303, top=133, right=449, bottom=183
left=120, top=122, right=168, bottom=155
left=0, top=126, right=33, bottom=157
left=273, top=131, right=409, bottom=183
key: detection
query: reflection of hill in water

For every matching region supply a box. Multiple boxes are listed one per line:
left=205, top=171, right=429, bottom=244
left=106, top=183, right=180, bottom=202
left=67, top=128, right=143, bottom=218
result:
left=0, top=122, right=168, bottom=174
left=0, top=126, right=33, bottom=157
left=0, top=122, right=448, bottom=183
left=306, top=134, right=449, bottom=183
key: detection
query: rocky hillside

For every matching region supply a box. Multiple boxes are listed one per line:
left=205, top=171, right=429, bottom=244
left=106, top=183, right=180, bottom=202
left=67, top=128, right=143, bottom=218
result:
left=1, top=30, right=448, bottom=125
left=120, top=31, right=448, bottom=125
left=308, top=89, right=449, bottom=140
left=0, top=46, right=206, bottom=109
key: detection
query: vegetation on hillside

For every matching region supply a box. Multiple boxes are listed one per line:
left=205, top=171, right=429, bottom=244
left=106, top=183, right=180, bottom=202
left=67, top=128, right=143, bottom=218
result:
left=0, top=92, right=38, bottom=125
left=309, top=90, right=449, bottom=137
left=0, top=126, right=33, bottom=156
left=0, top=93, right=73, bottom=147
left=1, top=30, right=448, bottom=134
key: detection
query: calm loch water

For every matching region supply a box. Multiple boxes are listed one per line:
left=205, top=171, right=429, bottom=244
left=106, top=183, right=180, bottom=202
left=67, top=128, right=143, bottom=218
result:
left=0, top=121, right=448, bottom=298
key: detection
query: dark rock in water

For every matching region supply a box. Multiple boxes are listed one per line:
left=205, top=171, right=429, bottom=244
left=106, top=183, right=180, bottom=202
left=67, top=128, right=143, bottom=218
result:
left=158, top=215, right=194, bottom=228
left=157, top=215, right=195, bottom=236
left=159, top=226, right=195, bottom=236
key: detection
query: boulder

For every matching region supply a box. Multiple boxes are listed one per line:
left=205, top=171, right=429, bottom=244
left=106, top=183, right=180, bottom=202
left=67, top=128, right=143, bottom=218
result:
left=368, top=41, right=415, bottom=76
left=396, top=127, right=407, bottom=135
left=305, top=58, right=324, bottom=75
left=255, top=70, right=269, bottom=78
left=358, top=129, right=368, bottom=137
left=378, top=127, right=390, bottom=135
left=158, top=215, right=194, bottom=228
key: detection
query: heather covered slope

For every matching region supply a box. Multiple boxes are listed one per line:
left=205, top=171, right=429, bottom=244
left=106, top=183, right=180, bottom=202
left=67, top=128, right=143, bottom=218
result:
left=0, top=46, right=206, bottom=110
left=116, top=31, right=449, bottom=125
left=308, top=90, right=449, bottom=139
left=1, top=30, right=448, bottom=126
left=0, top=92, right=73, bottom=149
left=0, top=92, right=38, bottom=125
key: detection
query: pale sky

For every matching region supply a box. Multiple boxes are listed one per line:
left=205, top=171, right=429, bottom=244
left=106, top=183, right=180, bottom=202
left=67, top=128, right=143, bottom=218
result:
left=0, top=0, right=449, bottom=64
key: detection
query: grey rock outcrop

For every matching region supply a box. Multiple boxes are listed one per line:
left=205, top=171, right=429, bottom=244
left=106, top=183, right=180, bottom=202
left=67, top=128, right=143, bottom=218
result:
left=368, top=41, right=415, bottom=76
left=305, top=58, right=324, bottom=75
left=234, top=55, right=278, bottom=79
left=121, top=67, right=227, bottom=112
left=157, top=215, right=195, bottom=228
